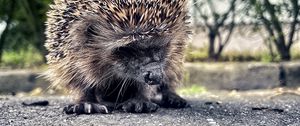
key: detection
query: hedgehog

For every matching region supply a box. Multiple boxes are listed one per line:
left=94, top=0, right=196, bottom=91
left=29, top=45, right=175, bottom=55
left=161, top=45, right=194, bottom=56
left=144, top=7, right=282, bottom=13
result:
left=45, top=0, right=190, bottom=114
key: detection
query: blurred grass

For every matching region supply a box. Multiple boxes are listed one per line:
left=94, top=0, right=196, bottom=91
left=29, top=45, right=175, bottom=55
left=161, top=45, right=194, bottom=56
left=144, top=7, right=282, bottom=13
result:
left=177, top=85, right=207, bottom=96
left=185, top=45, right=300, bottom=62
left=291, top=49, right=300, bottom=61
left=0, top=46, right=44, bottom=69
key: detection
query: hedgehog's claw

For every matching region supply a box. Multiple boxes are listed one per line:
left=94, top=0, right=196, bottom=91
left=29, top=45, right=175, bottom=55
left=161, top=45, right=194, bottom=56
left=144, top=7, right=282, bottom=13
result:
left=159, top=91, right=190, bottom=108
left=63, top=103, right=113, bottom=115
left=117, top=99, right=159, bottom=113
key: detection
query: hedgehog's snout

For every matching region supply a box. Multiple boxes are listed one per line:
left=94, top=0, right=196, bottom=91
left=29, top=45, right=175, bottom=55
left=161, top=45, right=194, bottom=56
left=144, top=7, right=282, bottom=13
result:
left=144, top=71, right=162, bottom=85
left=143, top=64, right=163, bottom=85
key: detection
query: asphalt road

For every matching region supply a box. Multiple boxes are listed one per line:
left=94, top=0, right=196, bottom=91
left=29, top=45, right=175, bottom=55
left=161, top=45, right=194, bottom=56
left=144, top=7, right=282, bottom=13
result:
left=1, top=91, right=300, bottom=126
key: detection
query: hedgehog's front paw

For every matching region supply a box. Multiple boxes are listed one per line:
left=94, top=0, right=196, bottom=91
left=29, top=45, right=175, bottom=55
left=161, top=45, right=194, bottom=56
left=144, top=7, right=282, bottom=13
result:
left=118, top=99, right=159, bottom=113
left=63, top=103, right=113, bottom=115
left=161, top=92, right=190, bottom=108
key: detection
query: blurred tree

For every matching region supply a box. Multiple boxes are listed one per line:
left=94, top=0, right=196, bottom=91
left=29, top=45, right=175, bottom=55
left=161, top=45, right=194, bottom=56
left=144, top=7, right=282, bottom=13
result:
left=246, top=0, right=300, bottom=61
left=193, top=0, right=237, bottom=61
left=0, top=0, right=52, bottom=62
left=0, top=0, right=15, bottom=63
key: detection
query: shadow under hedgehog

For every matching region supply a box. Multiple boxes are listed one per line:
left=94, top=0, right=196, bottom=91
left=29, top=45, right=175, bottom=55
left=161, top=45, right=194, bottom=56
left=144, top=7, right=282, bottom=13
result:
left=45, top=0, right=191, bottom=114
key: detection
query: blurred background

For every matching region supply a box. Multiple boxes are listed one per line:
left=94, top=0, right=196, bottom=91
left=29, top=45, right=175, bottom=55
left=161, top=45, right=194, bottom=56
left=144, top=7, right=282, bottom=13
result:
left=0, top=0, right=299, bottom=96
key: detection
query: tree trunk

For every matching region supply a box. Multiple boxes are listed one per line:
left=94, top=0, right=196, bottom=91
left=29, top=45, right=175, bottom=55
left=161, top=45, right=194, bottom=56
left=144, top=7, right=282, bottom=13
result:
left=208, top=32, right=216, bottom=60
left=214, top=53, right=221, bottom=61
left=275, top=38, right=291, bottom=61
left=0, top=27, right=8, bottom=63
left=278, top=48, right=291, bottom=61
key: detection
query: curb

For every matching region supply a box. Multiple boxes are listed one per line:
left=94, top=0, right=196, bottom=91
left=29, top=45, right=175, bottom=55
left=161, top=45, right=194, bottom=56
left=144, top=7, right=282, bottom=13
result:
left=0, top=62, right=300, bottom=93
left=184, top=62, right=300, bottom=90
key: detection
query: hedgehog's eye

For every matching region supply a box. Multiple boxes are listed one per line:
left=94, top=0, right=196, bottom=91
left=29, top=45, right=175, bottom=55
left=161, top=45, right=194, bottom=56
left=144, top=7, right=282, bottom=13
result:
left=86, top=24, right=98, bottom=37
left=113, top=46, right=138, bottom=58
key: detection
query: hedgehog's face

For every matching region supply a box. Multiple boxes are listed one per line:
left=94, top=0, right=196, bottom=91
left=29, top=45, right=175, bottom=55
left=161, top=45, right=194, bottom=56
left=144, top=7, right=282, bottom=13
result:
left=112, top=37, right=170, bottom=85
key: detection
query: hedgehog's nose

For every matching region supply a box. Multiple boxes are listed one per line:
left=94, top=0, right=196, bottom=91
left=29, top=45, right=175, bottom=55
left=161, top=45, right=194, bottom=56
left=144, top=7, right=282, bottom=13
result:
left=144, top=71, right=162, bottom=85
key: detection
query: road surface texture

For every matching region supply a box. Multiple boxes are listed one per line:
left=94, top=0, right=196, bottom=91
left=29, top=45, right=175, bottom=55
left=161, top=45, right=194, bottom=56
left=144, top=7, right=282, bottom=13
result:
left=1, top=90, right=300, bottom=126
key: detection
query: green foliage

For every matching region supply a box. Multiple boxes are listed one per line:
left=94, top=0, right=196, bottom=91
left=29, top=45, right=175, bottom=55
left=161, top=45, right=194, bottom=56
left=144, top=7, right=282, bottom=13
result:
left=223, top=51, right=281, bottom=62
left=3, top=0, right=51, bottom=49
left=185, top=45, right=208, bottom=62
left=0, top=45, right=44, bottom=69
left=184, top=46, right=299, bottom=62
left=291, top=50, right=300, bottom=61
left=177, top=85, right=206, bottom=96
left=0, top=0, right=52, bottom=67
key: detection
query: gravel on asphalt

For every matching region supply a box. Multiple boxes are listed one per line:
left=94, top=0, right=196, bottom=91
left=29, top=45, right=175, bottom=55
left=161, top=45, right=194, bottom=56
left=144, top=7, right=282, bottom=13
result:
left=1, top=90, right=300, bottom=126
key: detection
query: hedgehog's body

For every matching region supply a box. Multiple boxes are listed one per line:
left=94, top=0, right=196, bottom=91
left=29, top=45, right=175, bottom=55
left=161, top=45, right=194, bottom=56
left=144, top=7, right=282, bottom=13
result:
left=45, top=0, right=190, bottom=114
